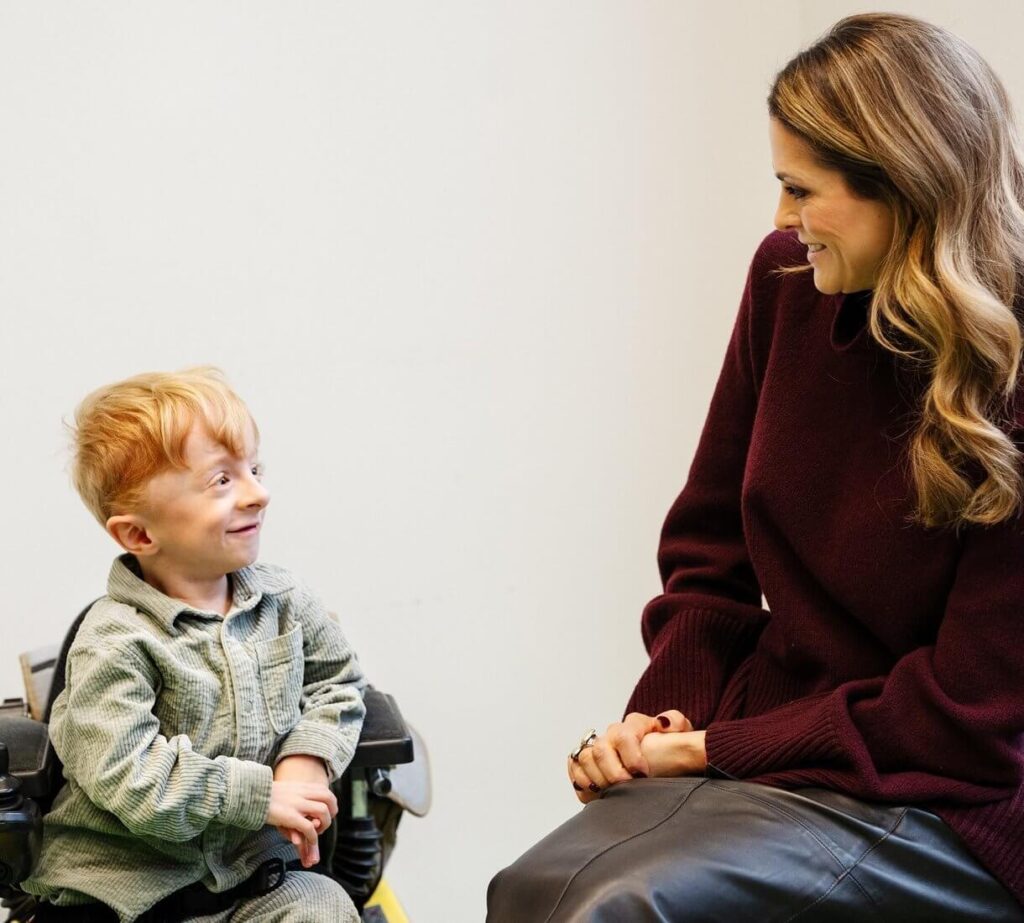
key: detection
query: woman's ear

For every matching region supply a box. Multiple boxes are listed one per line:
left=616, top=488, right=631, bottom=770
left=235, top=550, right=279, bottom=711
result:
left=106, top=514, right=157, bottom=555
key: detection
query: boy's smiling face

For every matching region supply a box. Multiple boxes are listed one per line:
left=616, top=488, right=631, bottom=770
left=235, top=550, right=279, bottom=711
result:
left=117, top=420, right=270, bottom=584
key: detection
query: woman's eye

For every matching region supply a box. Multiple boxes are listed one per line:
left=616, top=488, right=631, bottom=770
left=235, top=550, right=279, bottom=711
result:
left=784, top=185, right=807, bottom=199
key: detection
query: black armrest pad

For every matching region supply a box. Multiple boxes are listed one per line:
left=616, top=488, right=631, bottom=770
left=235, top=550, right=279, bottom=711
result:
left=0, top=714, right=54, bottom=799
left=352, top=687, right=414, bottom=768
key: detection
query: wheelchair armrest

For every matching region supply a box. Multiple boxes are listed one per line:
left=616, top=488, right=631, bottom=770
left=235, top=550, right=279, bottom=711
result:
left=0, top=716, right=48, bottom=889
left=0, top=715, right=55, bottom=801
left=0, top=690, right=413, bottom=782
left=350, top=687, right=414, bottom=769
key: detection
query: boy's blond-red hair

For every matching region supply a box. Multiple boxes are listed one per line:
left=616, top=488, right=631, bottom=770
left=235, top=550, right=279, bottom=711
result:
left=70, top=366, right=259, bottom=526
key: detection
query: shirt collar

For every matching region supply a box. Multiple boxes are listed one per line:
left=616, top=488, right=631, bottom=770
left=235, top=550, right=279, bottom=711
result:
left=106, top=554, right=292, bottom=631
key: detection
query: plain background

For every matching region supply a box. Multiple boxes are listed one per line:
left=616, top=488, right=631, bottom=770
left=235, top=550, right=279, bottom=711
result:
left=2, top=3, right=1023, bottom=920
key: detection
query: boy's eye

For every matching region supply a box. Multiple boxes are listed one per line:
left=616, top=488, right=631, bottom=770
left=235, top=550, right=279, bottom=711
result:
left=251, top=463, right=264, bottom=479
left=216, top=474, right=230, bottom=486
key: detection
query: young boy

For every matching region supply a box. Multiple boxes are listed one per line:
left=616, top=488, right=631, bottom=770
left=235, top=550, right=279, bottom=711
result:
left=21, top=367, right=366, bottom=922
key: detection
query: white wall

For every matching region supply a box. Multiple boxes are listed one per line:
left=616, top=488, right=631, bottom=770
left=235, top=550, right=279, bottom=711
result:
left=4, top=3, right=1021, bottom=921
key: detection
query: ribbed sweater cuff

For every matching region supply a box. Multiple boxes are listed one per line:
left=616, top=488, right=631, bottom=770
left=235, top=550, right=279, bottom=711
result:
left=276, top=723, right=357, bottom=783
left=222, top=759, right=274, bottom=830
left=627, top=607, right=760, bottom=728
left=705, top=692, right=844, bottom=778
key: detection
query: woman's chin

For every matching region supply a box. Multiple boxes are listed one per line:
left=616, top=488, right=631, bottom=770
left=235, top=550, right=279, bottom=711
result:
left=811, top=274, right=841, bottom=295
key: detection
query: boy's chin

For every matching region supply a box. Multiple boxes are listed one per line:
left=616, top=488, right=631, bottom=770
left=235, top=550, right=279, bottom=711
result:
left=236, top=551, right=261, bottom=569
left=222, top=548, right=261, bottom=573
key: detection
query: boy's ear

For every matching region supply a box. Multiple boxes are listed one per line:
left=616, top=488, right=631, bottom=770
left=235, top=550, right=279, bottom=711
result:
left=105, top=515, right=158, bottom=556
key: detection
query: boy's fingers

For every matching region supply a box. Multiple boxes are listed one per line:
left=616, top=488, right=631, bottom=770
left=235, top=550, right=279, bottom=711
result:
left=301, top=800, right=332, bottom=831
left=290, top=814, right=318, bottom=845
left=305, top=784, right=339, bottom=816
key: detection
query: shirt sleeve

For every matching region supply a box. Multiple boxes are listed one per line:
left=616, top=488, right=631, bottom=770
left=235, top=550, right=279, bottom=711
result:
left=705, top=507, right=1024, bottom=805
left=625, top=243, right=773, bottom=728
left=274, top=581, right=367, bottom=783
left=51, top=639, right=273, bottom=842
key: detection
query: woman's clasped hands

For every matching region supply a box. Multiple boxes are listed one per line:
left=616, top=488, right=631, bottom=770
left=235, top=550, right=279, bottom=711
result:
left=567, top=710, right=708, bottom=804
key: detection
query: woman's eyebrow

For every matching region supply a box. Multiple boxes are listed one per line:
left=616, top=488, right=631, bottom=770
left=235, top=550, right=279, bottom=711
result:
left=774, top=171, right=805, bottom=183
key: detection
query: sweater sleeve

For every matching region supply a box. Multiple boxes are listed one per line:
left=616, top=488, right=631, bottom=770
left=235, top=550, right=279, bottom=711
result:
left=274, top=580, right=367, bottom=783
left=51, top=640, right=273, bottom=841
left=705, top=479, right=1024, bottom=805
left=626, top=241, right=774, bottom=728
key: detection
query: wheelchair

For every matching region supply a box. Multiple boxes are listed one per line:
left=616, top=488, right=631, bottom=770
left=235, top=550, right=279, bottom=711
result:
left=0, top=601, right=431, bottom=922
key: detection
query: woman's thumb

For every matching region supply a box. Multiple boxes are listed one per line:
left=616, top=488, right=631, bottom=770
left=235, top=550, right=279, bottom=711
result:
left=655, top=710, right=693, bottom=732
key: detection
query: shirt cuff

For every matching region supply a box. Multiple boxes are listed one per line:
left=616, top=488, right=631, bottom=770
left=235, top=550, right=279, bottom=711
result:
left=221, top=759, right=274, bottom=830
left=276, top=723, right=358, bottom=783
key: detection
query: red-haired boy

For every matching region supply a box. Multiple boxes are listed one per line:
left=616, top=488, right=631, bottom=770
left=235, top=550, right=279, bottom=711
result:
left=23, top=367, right=365, bottom=922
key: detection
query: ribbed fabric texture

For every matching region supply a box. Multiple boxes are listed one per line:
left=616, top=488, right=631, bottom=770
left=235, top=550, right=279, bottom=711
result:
left=189, top=869, right=360, bottom=922
left=21, top=555, right=366, bottom=922
left=626, top=229, right=1024, bottom=909
left=626, top=606, right=768, bottom=729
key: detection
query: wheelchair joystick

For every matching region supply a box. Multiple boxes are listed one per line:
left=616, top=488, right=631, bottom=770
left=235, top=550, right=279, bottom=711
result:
left=0, top=741, right=43, bottom=887
left=366, top=767, right=392, bottom=798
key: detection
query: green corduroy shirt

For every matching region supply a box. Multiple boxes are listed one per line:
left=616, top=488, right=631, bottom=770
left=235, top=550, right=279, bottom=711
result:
left=21, top=553, right=366, bottom=921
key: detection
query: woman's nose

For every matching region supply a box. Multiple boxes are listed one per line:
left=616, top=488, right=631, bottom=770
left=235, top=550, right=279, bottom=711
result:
left=773, top=196, right=799, bottom=232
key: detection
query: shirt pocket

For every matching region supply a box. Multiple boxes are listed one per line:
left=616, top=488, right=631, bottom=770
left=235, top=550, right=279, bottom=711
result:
left=254, top=626, right=304, bottom=735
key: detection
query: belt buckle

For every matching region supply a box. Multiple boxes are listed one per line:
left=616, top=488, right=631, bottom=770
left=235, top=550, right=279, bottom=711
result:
left=251, top=857, right=287, bottom=896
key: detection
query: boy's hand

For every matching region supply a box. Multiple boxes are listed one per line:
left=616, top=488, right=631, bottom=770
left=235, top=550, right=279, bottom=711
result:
left=271, top=756, right=335, bottom=867
left=274, top=754, right=330, bottom=787
left=266, top=780, right=337, bottom=868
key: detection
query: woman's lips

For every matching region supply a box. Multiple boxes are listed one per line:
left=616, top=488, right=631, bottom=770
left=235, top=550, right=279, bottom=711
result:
left=229, top=523, right=260, bottom=534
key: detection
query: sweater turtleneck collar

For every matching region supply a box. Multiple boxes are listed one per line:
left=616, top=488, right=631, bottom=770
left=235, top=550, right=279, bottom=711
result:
left=830, top=288, right=874, bottom=353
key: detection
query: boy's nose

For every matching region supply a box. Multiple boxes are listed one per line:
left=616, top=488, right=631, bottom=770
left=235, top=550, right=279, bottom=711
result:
left=244, top=478, right=270, bottom=510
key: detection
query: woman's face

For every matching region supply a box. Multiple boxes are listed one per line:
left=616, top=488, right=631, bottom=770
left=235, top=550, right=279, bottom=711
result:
left=769, top=118, right=896, bottom=294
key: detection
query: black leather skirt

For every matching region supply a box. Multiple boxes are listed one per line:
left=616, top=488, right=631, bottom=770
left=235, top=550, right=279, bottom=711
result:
left=486, top=778, right=1024, bottom=922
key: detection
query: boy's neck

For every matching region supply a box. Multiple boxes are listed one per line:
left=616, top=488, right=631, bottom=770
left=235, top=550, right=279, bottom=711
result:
left=134, top=557, right=233, bottom=616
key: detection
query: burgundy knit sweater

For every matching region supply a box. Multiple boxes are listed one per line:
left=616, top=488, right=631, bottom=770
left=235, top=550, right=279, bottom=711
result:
left=626, top=228, right=1024, bottom=907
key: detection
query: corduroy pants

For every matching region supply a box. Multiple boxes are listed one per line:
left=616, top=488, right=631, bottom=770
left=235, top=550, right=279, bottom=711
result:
left=32, top=871, right=359, bottom=923
left=487, top=778, right=1024, bottom=923
left=177, top=871, right=359, bottom=922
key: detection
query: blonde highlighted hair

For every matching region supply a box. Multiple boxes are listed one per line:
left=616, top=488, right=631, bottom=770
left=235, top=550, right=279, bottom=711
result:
left=70, top=366, right=258, bottom=526
left=769, top=12, right=1024, bottom=531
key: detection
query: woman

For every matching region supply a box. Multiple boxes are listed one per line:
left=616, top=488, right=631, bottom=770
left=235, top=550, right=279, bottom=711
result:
left=488, top=13, right=1024, bottom=921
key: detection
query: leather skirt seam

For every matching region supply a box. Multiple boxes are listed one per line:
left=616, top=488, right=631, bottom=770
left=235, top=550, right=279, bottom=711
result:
left=543, top=778, right=711, bottom=923
left=716, top=784, right=852, bottom=875
left=785, top=807, right=910, bottom=922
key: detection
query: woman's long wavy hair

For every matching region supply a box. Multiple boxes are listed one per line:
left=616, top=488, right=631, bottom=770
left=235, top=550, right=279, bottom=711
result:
left=769, top=12, right=1024, bottom=532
